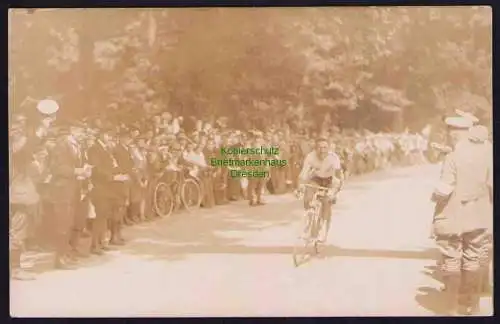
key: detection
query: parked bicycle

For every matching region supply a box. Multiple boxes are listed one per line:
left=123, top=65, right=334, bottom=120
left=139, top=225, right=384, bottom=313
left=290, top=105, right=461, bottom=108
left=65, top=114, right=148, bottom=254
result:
left=153, top=162, right=203, bottom=218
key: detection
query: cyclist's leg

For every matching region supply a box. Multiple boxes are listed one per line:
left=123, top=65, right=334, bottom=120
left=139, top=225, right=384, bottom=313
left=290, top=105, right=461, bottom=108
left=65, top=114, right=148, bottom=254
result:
left=303, top=185, right=315, bottom=209
left=300, top=186, right=316, bottom=238
left=318, top=198, right=332, bottom=242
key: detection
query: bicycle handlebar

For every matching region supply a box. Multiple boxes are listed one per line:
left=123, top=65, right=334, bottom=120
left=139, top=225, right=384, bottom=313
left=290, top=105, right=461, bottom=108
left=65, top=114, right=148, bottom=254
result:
left=298, top=183, right=331, bottom=191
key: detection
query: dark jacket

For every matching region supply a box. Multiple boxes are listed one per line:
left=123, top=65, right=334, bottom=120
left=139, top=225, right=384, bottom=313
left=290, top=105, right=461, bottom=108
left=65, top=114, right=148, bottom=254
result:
left=87, top=140, right=121, bottom=200
left=47, top=136, right=82, bottom=202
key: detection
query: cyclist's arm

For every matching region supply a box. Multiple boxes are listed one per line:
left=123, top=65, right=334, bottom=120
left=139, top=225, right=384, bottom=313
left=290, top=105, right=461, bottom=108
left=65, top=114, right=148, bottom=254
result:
left=298, top=153, right=313, bottom=184
left=330, top=154, right=343, bottom=192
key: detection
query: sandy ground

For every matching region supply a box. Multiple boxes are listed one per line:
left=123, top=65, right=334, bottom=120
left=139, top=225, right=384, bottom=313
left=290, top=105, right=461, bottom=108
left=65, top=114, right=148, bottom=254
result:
left=10, top=164, right=493, bottom=317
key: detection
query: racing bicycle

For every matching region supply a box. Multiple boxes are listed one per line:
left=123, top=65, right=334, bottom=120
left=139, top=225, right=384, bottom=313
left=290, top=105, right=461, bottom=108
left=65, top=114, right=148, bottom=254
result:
left=292, top=183, right=333, bottom=267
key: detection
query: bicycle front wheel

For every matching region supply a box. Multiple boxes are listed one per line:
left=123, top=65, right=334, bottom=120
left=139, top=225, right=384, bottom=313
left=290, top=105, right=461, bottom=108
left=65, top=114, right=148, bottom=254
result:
left=292, top=210, right=315, bottom=267
left=181, top=178, right=202, bottom=212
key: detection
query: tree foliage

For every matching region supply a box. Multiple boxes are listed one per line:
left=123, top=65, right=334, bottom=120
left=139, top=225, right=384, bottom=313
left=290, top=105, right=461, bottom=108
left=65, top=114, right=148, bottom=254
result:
left=9, top=6, right=492, bottom=131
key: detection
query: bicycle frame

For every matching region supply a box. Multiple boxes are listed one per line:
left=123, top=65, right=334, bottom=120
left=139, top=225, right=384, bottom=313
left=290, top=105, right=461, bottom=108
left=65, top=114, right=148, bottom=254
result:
left=298, top=183, right=330, bottom=241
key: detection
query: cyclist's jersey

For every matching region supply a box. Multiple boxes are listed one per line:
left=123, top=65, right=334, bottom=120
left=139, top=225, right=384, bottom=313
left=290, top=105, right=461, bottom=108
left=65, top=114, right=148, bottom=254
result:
left=300, top=151, right=341, bottom=186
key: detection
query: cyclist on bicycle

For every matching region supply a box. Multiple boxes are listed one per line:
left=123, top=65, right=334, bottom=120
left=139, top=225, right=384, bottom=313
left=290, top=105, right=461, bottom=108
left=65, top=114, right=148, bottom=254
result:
left=298, top=136, right=343, bottom=243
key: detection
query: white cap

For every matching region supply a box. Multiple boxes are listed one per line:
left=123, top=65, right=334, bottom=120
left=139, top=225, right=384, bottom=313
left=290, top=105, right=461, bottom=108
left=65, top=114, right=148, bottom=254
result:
left=36, top=99, right=59, bottom=115
left=445, top=116, right=473, bottom=129
left=455, top=109, right=479, bottom=124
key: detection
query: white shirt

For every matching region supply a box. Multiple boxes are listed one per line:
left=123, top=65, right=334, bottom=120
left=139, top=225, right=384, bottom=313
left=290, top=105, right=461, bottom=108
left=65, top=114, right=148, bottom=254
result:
left=300, top=151, right=341, bottom=180
left=184, top=151, right=207, bottom=167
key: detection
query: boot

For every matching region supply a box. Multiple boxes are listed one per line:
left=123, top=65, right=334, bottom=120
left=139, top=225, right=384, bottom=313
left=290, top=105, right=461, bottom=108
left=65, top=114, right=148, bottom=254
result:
left=10, top=249, right=35, bottom=281
left=70, top=248, right=89, bottom=259
left=54, top=254, right=78, bottom=270
left=480, top=264, right=493, bottom=296
left=108, top=222, right=124, bottom=246
left=459, top=270, right=482, bottom=315
left=442, top=272, right=461, bottom=316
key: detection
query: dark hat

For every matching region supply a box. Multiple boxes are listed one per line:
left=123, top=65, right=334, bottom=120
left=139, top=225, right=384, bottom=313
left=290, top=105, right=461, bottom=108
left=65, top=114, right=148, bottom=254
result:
left=118, top=127, right=131, bottom=137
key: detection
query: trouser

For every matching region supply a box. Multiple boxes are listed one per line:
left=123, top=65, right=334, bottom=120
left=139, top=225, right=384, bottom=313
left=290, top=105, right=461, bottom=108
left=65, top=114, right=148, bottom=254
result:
left=129, top=178, right=146, bottom=221
left=69, top=198, right=88, bottom=253
left=214, top=170, right=228, bottom=205
left=91, top=197, right=124, bottom=248
left=9, top=204, right=36, bottom=269
left=247, top=178, right=265, bottom=203
left=435, top=229, right=489, bottom=311
left=479, top=234, right=493, bottom=292
left=108, top=203, right=126, bottom=242
left=51, top=201, right=76, bottom=261
left=25, top=203, right=42, bottom=248
left=201, top=174, right=216, bottom=208
left=270, top=168, right=286, bottom=194
left=227, top=176, right=242, bottom=200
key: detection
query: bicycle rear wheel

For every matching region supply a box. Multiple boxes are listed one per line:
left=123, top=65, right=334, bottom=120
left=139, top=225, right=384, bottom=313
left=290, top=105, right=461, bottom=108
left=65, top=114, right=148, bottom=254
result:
left=153, top=182, right=175, bottom=218
left=181, top=178, right=202, bottom=212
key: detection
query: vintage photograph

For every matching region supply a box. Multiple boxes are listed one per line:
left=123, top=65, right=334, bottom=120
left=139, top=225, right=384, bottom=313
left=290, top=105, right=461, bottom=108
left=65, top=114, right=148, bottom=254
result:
left=9, top=7, right=492, bottom=317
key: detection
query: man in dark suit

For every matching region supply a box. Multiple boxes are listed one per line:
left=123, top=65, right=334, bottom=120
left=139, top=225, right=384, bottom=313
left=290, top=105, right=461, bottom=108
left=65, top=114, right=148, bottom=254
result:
left=87, top=125, right=129, bottom=254
left=113, top=129, right=135, bottom=235
left=47, top=119, right=91, bottom=269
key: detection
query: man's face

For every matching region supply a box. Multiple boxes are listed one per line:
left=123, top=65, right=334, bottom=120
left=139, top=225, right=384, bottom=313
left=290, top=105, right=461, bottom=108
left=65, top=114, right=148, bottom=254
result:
left=102, top=133, right=112, bottom=145
left=70, top=126, right=83, bottom=140
left=316, top=140, right=329, bottom=157
left=120, top=135, right=132, bottom=146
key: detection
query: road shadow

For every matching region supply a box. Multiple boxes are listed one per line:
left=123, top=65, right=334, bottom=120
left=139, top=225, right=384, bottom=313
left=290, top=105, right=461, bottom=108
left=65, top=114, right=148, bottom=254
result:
left=415, top=287, right=451, bottom=316
left=23, top=164, right=438, bottom=275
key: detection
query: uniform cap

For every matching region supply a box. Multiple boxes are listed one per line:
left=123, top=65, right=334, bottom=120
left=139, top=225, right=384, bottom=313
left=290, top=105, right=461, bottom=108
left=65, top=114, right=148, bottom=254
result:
left=444, top=116, right=473, bottom=130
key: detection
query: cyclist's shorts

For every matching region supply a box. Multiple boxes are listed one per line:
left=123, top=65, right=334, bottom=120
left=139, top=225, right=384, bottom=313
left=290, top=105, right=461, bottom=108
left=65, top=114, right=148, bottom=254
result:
left=311, top=176, right=333, bottom=188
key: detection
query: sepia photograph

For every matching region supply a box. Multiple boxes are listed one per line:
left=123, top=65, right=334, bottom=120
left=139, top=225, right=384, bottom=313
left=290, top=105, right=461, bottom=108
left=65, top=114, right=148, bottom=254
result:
left=8, top=6, right=493, bottom=317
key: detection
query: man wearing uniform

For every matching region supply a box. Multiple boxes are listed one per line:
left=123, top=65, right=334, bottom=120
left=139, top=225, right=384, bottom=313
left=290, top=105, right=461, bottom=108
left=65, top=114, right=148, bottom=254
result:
left=455, top=110, right=493, bottom=295
left=298, top=137, right=342, bottom=243
left=48, top=119, right=92, bottom=269
left=431, top=116, right=493, bottom=315
left=10, top=113, right=46, bottom=279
